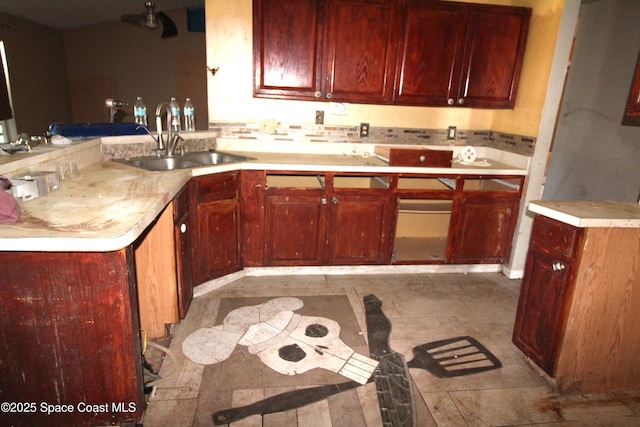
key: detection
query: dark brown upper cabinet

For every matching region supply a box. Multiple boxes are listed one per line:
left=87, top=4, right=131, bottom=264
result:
left=254, top=0, right=530, bottom=109
left=395, top=1, right=530, bottom=108
left=394, top=0, right=467, bottom=106
left=253, top=0, right=398, bottom=103
left=253, top=0, right=325, bottom=100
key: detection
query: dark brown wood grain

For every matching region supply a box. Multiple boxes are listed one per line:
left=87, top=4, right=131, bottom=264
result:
left=512, top=216, right=584, bottom=375
left=0, top=250, right=145, bottom=426
left=254, top=0, right=530, bottom=108
left=191, top=172, right=242, bottom=283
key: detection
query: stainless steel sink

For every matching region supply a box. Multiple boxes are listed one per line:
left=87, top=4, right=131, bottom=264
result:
left=119, top=156, right=202, bottom=171
left=115, top=151, right=254, bottom=171
left=182, top=151, right=253, bottom=165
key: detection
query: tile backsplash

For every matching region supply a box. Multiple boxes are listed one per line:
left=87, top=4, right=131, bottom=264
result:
left=208, top=122, right=536, bottom=156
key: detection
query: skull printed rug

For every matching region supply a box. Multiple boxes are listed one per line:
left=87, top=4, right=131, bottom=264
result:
left=182, top=296, right=377, bottom=384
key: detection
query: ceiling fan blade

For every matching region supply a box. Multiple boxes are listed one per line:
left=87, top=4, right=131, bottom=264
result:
left=121, top=13, right=145, bottom=26
left=157, top=11, right=178, bottom=38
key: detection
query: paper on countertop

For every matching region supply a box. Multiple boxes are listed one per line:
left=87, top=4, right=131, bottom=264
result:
left=50, top=135, right=73, bottom=145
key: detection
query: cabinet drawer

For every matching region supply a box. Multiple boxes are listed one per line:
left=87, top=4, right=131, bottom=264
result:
left=531, top=215, right=582, bottom=258
left=375, top=147, right=453, bottom=167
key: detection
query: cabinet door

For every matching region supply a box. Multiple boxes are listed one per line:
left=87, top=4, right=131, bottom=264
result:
left=194, top=199, right=242, bottom=283
left=173, top=185, right=193, bottom=319
left=0, top=251, right=144, bottom=426
left=512, top=247, right=573, bottom=375
left=325, top=0, right=398, bottom=103
left=253, top=0, right=326, bottom=100
left=265, top=194, right=327, bottom=265
left=328, top=194, right=393, bottom=264
left=394, top=0, right=467, bottom=106
left=459, top=4, right=530, bottom=108
left=450, top=197, right=518, bottom=263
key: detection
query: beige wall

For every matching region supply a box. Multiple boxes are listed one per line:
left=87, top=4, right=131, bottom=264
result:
left=0, top=12, right=72, bottom=135
left=206, top=0, right=564, bottom=137
left=64, top=7, right=207, bottom=129
left=0, top=7, right=207, bottom=135
left=491, top=0, right=564, bottom=135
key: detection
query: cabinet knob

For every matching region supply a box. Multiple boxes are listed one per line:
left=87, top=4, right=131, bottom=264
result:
left=447, top=98, right=454, bottom=105
left=458, top=98, right=464, bottom=105
left=419, top=155, right=426, bottom=162
left=321, top=197, right=328, bottom=205
left=326, top=92, right=333, bottom=99
left=331, top=196, right=338, bottom=204
left=314, top=91, right=322, bottom=98
left=180, top=223, right=187, bottom=233
left=552, top=262, right=565, bottom=271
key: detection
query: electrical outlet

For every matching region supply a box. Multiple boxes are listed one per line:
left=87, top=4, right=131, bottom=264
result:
left=447, top=126, right=457, bottom=140
left=359, top=122, right=370, bottom=138
left=315, top=110, right=324, bottom=125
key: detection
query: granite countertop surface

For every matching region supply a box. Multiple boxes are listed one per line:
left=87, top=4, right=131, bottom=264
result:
left=528, top=200, right=640, bottom=228
left=1, top=161, right=191, bottom=251
left=0, top=138, right=529, bottom=252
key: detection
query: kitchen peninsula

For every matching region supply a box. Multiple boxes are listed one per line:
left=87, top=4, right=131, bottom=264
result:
left=0, top=136, right=529, bottom=426
left=513, top=200, right=640, bottom=393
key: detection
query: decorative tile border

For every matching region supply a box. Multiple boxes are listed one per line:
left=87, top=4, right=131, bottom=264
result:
left=208, top=122, right=536, bottom=156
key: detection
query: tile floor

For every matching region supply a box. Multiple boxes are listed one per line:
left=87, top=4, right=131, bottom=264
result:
left=142, top=272, right=640, bottom=426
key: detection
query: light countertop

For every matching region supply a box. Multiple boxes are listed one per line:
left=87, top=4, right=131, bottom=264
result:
left=528, top=200, right=640, bottom=228
left=1, top=138, right=529, bottom=252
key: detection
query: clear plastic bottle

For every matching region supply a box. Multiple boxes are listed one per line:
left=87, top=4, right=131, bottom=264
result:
left=133, top=97, right=147, bottom=126
left=183, top=98, right=195, bottom=132
left=169, top=97, right=181, bottom=132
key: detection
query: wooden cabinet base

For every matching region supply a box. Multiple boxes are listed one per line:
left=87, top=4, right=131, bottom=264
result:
left=513, top=216, right=640, bottom=393
left=0, top=250, right=145, bottom=426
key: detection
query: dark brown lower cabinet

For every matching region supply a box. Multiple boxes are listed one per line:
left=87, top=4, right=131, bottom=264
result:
left=246, top=171, right=523, bottom=267
left=265, top=194, right=327, bottom=265
left=513, top=214, right=640, bottom=393
left=450, top=196, right=520, bottom=263
left=264, top=193, right=393, bottom=266
left=191, top=172, right=242, bottom=284
left=261, top=173, right=394, bottom=266
left=0, top=250, right=145, bottom=426
left=512, top=245, right=575, bottom=374
left=328, top=194, right=394, bottom=264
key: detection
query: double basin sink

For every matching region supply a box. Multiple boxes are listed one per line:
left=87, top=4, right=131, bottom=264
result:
left=115, top=151, right=255, bottom=171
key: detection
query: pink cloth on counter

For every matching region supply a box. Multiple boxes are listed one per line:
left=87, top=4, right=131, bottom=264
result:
left=0, top=189, right=19, bottom=223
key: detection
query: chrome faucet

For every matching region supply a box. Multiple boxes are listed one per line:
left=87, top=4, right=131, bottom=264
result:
left=155, top=102, right=183, bottom=156
left=155, top=102, right=172, bottom=154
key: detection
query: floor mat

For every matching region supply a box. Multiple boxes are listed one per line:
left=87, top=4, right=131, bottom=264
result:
left=193, top=295, right=371, bottom=425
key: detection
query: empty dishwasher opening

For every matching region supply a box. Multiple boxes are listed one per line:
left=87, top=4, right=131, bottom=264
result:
left=394, top=199, right=453, bottom=262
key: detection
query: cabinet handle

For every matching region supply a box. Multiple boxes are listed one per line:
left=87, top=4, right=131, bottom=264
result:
left=447, top=98, right=454, bottom=105
left=326, top=92, right=333, bottom=99
left=552, top=262, right=565, bottom=272
left=314, top=91, right=322, bottom=98
left=331, top=196, right=338, bottom=204
left=180, top=223, right=187, bottom=233
left=458, top=98, right=464, bottom=105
